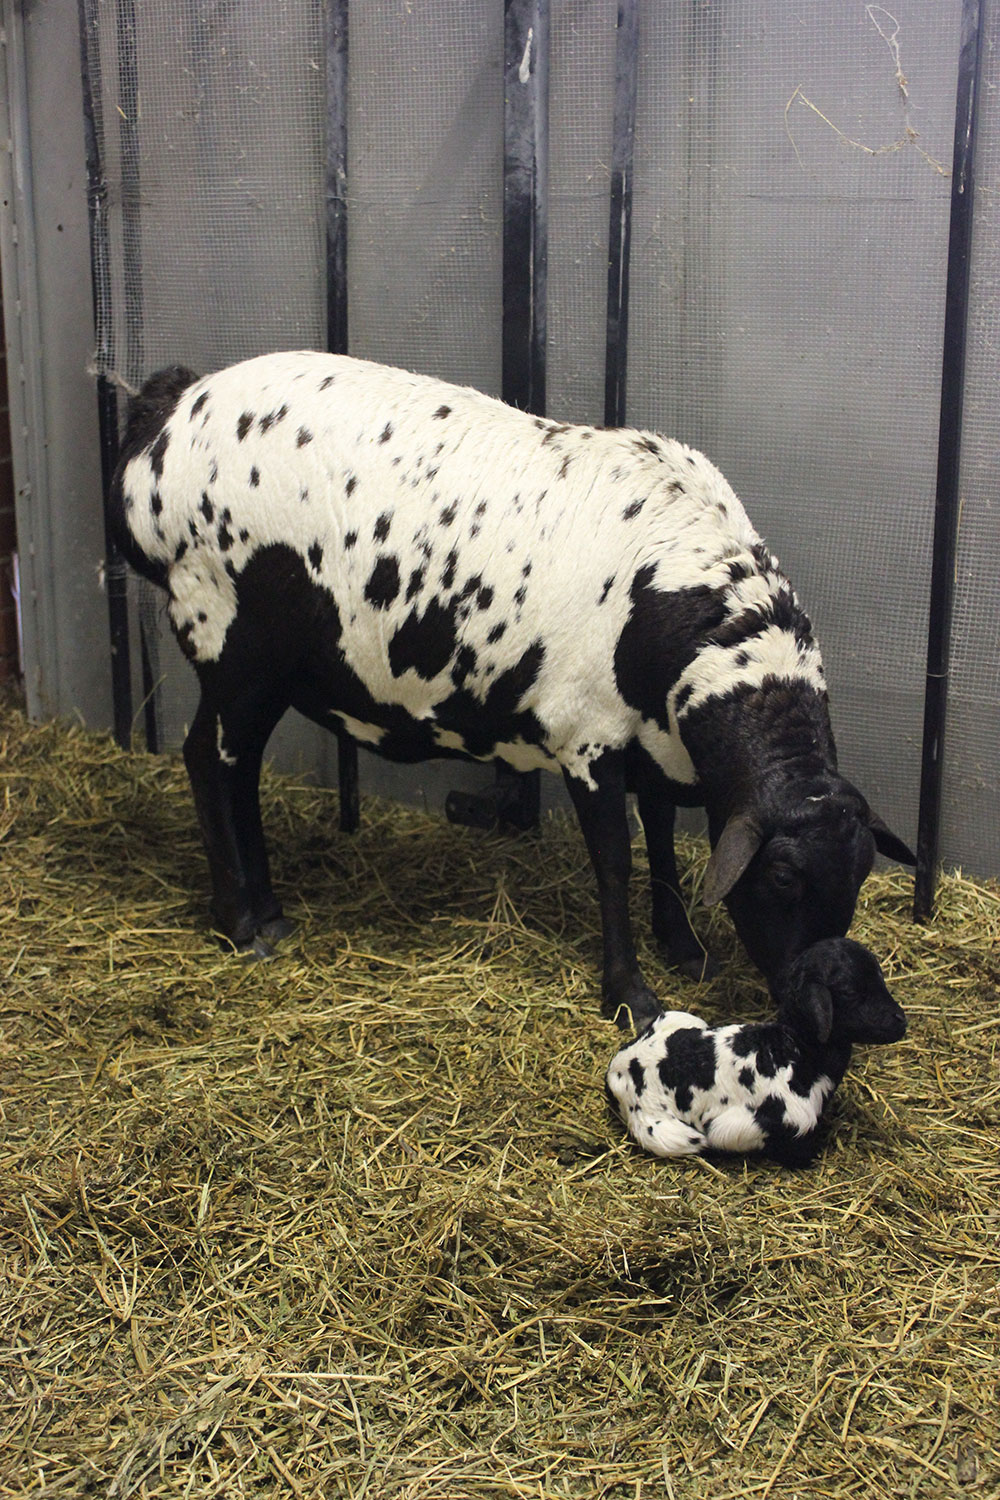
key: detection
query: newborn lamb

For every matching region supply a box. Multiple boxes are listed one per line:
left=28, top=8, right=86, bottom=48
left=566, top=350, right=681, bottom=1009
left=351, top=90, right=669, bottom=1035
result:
left=605, top=937, right=906, bottom=1165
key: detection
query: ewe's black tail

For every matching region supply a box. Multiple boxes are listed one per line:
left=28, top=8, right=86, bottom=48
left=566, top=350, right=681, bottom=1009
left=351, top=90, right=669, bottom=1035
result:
left=108, top=365, right=200, bottom=589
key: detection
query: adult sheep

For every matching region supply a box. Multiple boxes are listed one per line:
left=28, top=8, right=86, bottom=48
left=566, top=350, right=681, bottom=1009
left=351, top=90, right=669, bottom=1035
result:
left=111, top=351, right=914, bottom=1026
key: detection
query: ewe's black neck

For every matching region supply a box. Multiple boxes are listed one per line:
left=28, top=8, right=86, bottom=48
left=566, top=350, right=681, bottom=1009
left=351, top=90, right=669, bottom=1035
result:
left=681, top=679, right=838, bottom=821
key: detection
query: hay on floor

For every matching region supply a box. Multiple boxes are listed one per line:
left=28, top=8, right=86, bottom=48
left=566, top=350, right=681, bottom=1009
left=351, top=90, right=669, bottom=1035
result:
left=1, top=694, right=998, bottom=1498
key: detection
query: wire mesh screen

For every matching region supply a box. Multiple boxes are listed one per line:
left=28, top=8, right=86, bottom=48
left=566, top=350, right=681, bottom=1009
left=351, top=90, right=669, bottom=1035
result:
left=944, top=4, right=1000, bottom=875
left=627, top=1, right=960, bottom=862
left=81, top=0, right=997, bottom=874
left=347, top=2, right=502, bottom=390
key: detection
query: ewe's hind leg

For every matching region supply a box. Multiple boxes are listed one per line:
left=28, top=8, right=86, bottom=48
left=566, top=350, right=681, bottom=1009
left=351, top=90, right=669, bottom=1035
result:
left=183, top=685, right=290, bottom=953
left=636, top=790, right=718, bottom=982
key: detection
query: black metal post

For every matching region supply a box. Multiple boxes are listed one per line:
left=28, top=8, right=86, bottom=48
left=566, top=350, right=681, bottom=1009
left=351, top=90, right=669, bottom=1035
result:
left=445, top=0, right=549, bottom=835
left=914, top=0, right=986, bottom=921
left=498, top=0, right=548, bottom=830
left=502, top=0, right=548, bottom=417
left=116, top=0, right=161, bottom=754
left=605, top=0, right=639, bottom=429
left=78, top=0, right=133, bottom=749
left=324, top=0, right=360, bottom=834
left=325, top=0, right=349, bottom=361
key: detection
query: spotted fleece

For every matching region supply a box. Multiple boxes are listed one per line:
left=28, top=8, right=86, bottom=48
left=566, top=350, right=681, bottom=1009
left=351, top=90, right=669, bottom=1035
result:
left=117, top=351, right=825, bottom=790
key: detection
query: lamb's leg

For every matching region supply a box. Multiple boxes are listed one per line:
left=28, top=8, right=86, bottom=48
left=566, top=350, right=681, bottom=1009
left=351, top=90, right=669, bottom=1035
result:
left=563, top=755, right=660, bottom=1029
left=630, top=1112, right=706, bottom=1157
left=636, top=789, right=718, bottom=981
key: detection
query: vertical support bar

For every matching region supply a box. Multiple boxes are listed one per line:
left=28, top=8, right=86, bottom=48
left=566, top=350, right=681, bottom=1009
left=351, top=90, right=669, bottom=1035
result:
left=325, top=0, right=349, bottom=360
left=604, top=0, right=639, bottom=429
left=117, top=0, right=161, bottom=753
left=503, top=0, right=548, bottom=417
left=324, top=0, right=359, bottom=833
left=78, top=0, right=132, bottom=749
left=914, top=0, right=985, bottom=921
left=498, top=0, right=549, bottom=830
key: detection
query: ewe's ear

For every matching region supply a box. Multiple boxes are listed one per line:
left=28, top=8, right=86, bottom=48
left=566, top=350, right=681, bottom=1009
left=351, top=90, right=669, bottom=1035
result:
left=869, top=812, right=916, bottom=867
left=797, top=981, right=833, bottom=1046
left=702, top=812, right=764, bottom=907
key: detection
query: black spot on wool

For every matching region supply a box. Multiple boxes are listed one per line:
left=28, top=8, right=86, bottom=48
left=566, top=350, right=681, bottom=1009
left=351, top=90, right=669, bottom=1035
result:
left=190, top=391, right=208, bottom=419
left=200, top=494, right=214, bottom=523
left=628, top=1058, right=646, bottom=1097
left=439, top=502, right=457, bottom=527
left=432, top=642, right=547, bottom=761
left=442, top=550, right=458, bottom=590
left=738, top=1066, right=755, bottom=1090
left=730, top=1024, right=782, bottom=1079
left=451, top=645, right=477, bottom=687
left=345, top=475, right=357, bottom=496
left=374, top=511, right=392, bottom=542
left=218, top=525, right=233, bottom=552
left=319, top=375, right=335, bottom=390
left=297, top=427, right=313, bottom=447
left=433, top=405, right=452, bottom=419
left=150, top=491, right=163, bottom=517
left=599, top=577, right=615, bottom=605
left=614, top=568, right=727, bottom=729
left=388, top=596, right=459, bottom=681
left=237, top=413, right=254, bottom=442
left=149, top=430, right=169, bottom=478
left=656, top=1027, right=717, bottom=1115
left=364, top=555, right=401, bottom=610
left=249, top=466, right=260, bottom=488
left=622, top=498, right=645, bottom=520
left=308, top=543, right=323, bottom=572
left=378, top=423, right=393, bottom=444
left=344, top=531, right=357, bottom=550
left=405, top=566, right=426, bottom=603
left=487, top=622, right=506, bottom=644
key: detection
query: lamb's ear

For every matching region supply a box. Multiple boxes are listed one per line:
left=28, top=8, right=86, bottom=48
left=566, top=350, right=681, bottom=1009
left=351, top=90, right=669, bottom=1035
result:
left=795, top=982, right=833, bottom=1046
left=869, top=812, right=916, bottom=867
left=702, top=812, right=764, bottom=907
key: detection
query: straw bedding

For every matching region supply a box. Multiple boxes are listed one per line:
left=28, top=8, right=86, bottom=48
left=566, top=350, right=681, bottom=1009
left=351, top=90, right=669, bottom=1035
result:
left=1, top=692, right=998, bottom=1498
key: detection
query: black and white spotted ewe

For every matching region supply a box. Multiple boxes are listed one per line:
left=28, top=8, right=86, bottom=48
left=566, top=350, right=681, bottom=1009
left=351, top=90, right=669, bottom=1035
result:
left=111, top=352, right=915, bottom=1021
left=606, top=938, right=907, bottom=1163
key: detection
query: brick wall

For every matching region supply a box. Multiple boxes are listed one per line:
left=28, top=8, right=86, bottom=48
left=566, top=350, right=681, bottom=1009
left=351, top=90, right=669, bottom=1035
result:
left=0, top=294, right=21, bottom=681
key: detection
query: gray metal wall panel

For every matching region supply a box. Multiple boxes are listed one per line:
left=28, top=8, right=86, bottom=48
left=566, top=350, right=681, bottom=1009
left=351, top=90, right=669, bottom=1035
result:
left=628, top=0, right=960, bottom=856
left=6, top=0, right=998, bottom=872
left=940, top=1, right=1000, bottom=876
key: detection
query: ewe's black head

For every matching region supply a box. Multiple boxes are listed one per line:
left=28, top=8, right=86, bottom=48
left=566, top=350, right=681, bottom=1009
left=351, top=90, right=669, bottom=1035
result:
left=701, top=782, right=915, bottom=981
left=775, top=936, right=907, bottom=1048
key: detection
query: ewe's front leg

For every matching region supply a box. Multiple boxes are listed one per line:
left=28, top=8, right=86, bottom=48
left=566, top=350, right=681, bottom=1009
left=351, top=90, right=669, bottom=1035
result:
left=636, top=789, right=718, bottom=982
left=563, top=756, right=660, bottom=1029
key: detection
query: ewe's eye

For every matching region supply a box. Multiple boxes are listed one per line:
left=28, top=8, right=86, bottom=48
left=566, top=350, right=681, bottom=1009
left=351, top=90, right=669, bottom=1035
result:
left=768, top=864, right=797, bottom=891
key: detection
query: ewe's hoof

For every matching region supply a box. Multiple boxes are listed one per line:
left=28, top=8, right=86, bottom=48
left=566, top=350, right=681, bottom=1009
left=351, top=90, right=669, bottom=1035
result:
left=675, top=951, right=719, bottom=983
left=603, top=991, right=661, bottom=1033
left=236, top=933, right=276, bottom=961
left=258, top=914, right=295, bottom=944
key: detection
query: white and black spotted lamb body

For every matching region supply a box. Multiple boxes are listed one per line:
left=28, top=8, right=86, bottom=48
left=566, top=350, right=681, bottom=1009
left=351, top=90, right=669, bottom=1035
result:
left=606, top=938, right=907, bottom=1164
left=112, top=352, right=914, bottom=1019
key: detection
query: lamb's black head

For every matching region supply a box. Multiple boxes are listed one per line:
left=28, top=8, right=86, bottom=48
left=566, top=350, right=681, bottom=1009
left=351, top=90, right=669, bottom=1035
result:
left=701, top=780, right=915, bottom=981
left=774, top=937, right=907, bottom=1047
